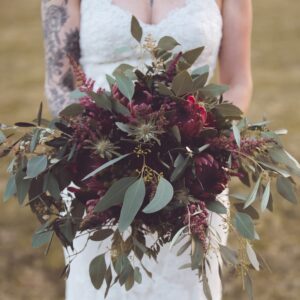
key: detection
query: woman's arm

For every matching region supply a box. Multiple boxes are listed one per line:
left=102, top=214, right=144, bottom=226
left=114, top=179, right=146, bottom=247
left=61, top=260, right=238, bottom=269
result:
left=219, top=0, right=253, bottom=113
left=41, top=0, right=81, bottom=116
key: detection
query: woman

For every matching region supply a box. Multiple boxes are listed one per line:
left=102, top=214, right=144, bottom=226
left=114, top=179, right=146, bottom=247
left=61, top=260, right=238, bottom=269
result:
left=42, top=0, right=252, bottom=299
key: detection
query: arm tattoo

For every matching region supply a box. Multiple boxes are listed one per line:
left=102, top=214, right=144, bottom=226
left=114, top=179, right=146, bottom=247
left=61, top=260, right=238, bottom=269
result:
left=43, top=3, right=81, bottom=116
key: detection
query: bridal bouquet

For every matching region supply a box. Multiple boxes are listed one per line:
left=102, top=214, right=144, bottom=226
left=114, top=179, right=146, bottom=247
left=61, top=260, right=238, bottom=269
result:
left=1, top=17, right=299, bottom=299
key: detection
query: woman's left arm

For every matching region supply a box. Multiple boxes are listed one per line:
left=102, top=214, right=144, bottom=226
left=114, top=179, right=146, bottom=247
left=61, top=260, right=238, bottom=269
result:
left=219, top=0, right=253, bottom=113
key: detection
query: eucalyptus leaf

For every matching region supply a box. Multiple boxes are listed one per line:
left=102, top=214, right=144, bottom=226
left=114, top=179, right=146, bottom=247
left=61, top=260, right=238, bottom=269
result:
left=95, top=177, right=137, bottom=212
left=244, top=272, right=254, bottom=300
left=59, top=103, right=84, bottom=117
left=30, top=128, right=41, bottom=152
left=88, top=92, right=112, bottom=111
left=26, top=155, right=48, bottom=179
left=170, top=125, right=181, bottom=143
left=192, top=72, right=209, bottom=91
left=232, top=124, right=241, bottom=148
left=169, top=226, right=187, bottom=250
left=111, top=98, right=131, bottom=116
left=158, top=36, right=180, bottom=51
left=15, top=170, right=32, bottom=205
left=32, top=228, right=54, bottom=248
left=115, top=122, right=133, bottom=134
left=191, top=235, right=203, bottom=270
left=198, top=84, right=229, bottom=98
left=69, top=89, right=86, bottom=100
left=203, top=272, right=212, bottom=300
left=134, top=267, right=142, bottom=284
left=157, top=83, right=174, bottom=96
left=90, top=229, right=114, bottom=241
left=143, top=177, right=174, bottom=213
left=113, top=63, right=134, bottom=77
left=233, top=212, right=255, bottom=240
left=171, top=70, right=194, bottom=96
left=206, top=200, right=227, bottom=214
left=89, top=254, right=107, bottom=289
left=214, top=103, right=243, bottom=119
left=191, top=65, right=209, bottom=77
left=182, top=46, right=204, bottom=65
left=276, top=176, right=298, bottom=204
left=115, top=74, right=135, bottom=101
left=131, top=16, right=143, bottom=42
left=261, top=180, right=271, bottom=212
left=170, top=156, right=190, bottom=182
left=83, top=153, right=131, bottom=181
left=3, top=175, right=16, bottom=202
left=118, top=177, right=146, bottom=232
left=0, top=130, right=6, bottom=143
left=246, top=242, right=260, bottom=271
left=177, top=239, right=191, bottom=256
left=244, top=175, right=262, bottom=208
left=219, top=245, right=238, bottom=266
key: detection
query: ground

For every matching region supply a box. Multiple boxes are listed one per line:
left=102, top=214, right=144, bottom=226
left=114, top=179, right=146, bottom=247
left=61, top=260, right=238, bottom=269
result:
left=0, top=1, right=300, bottom=299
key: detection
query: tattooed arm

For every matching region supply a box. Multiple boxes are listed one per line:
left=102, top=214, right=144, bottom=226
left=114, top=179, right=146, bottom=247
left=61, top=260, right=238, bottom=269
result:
left=41, top=0, right=81, bottom=116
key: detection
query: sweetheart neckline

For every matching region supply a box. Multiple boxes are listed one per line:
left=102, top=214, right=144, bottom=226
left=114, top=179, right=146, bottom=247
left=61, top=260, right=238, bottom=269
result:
left=107, top=0, right=198, bottom=28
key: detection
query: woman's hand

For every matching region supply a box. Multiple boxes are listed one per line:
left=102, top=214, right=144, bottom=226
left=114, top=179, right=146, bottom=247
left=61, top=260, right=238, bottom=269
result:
left=41, top=0, right=81, bottom=116
left=219, top=0, right=253, bottom=113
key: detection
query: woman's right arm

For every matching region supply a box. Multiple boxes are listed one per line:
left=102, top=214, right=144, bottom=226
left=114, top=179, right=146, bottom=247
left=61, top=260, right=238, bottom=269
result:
left=41, top=0, right=81, bottom=116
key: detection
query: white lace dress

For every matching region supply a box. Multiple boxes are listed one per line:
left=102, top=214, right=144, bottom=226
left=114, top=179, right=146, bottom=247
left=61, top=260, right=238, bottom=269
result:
left=65, top=0, right=228, bottom=299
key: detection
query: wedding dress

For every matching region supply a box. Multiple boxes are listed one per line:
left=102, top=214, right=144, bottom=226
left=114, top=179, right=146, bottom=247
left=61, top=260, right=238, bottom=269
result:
left=64, top=0, right=228, bottom=299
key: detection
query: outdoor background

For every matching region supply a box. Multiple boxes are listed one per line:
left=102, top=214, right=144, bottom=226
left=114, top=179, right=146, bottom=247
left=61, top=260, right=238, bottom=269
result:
left=0, top=1, right=299, bottom=299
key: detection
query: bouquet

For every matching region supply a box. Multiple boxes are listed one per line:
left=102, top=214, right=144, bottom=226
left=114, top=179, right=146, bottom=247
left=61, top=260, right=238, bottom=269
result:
left=1, top=16, right=299, bottom=299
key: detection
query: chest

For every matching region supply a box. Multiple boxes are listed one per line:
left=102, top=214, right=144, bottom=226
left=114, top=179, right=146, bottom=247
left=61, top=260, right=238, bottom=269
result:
left=80, top=0, right=222, bottom=66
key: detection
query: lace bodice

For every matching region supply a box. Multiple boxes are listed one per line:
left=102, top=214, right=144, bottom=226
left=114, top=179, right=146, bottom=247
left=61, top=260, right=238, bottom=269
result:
left=64, top=1, right=226, bottom=300
left=80, top=0, right=223, bottom=88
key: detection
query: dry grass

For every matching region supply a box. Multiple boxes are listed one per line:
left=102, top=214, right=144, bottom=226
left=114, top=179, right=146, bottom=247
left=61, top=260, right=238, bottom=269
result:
left=0, top=0, right=300, bottom=299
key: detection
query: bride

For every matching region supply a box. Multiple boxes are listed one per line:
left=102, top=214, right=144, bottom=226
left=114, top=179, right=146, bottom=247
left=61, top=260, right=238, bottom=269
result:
left=41, top=0, right=252, bottom=299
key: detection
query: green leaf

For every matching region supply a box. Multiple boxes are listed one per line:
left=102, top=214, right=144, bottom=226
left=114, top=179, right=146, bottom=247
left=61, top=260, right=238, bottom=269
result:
left=134, top=267, right=142, bottom=284
left=261, top=180, right=271, bottom=212
left=88, top=92, right=112, bottom=111
left=3, top=175, right=16, bottom=202
left=0, top=129, right=6, bottom=143
left=219, top=245, right=238, bottom=266
left=43, top=172, right=61, bottom=200
left=182, top=46, right=204, bottom=65
left=191, top=65, right=209, bottom=76
left=83, top=153, right=131, bottom=181
left=170, top=156, right=190, bottom=182
left=115, top=74, right=135, bottom=101
left=90, top=229, right=114, bottom=241
left=171, top=70, right=194, bottom=96
left=113, top=63, right=135, bottom=77
left=32, top=224, right=54, bottom=248
left=214, top=103, right=243, bottom=119
left=118, top=177, right=146, bottom=232
left=94, top=177, right=137, bottom=212
left=244, top=272, right=254, bottom=300
left=170, top=125, right=181, bottom=143
left=176, top=239, right=191, bottom=256
left=143, top=177, right=174, bottom=213
left=157, top=83, right=174, bottom=97
left=276, top=176, right=298, bottom=204
left=246, top=242, right=260, bottom=271
left=169, top=226, right=187, bottom=250
left=26, top=155, right=48, bottom=179
left=244, top=175, right=262, bottom=208
left=192, top=73, right=209, bottom=91
left=191, top=235, right=203, bottom=270
left=258, top=161, right=291, bottom=178
left=111, top=97, right=131, bottom=116
left=197, top=144, right=210, bottom=153
left=59, top=103, right=84, bottom=117
left=233, top=212, right=255, bottom=240
left=69, top=89, right=86, bottom=100
left=203, top=272, right=212, bottom=300
left=89, top=254, right=107, bottom=289
left=206, top=200, right=227, bottom=214
left=198, top=84, right=229, bottom=98
left=131, top=16, right=143, bottom=42
left=15, top=170, right=32, bottom=205
left=104, top=265, right=113, bottom=298
left=232, top=124, right=241, bottom=148
left=115, top=122, right=133, bottom=134
left=157, top=36, right=180, bottom=51
left=30, top=128, right=41, bottom=152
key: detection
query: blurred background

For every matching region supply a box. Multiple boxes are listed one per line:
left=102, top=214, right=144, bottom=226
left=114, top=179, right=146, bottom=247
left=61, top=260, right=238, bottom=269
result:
left=0, top=0, right=299, bottom=299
